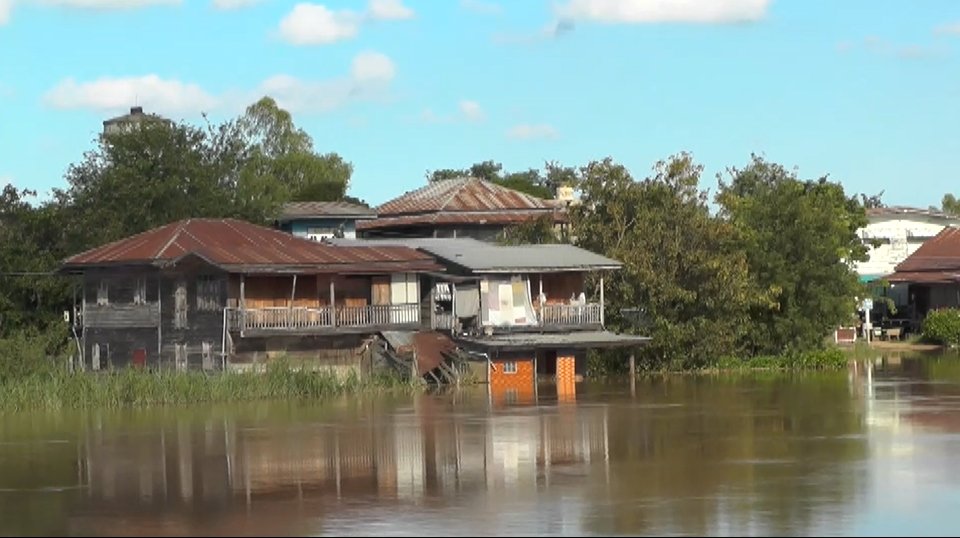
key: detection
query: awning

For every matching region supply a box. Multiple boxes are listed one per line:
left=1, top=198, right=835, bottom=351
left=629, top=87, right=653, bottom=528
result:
left=455, top=330, right=650, bottom=352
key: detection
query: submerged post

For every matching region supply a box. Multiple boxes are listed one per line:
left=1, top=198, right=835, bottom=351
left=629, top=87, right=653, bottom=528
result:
left=629, top=352, right=636, bottom=397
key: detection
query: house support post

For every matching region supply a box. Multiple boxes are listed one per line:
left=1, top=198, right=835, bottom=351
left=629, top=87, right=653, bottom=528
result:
left=599, top=274, right=605, bottom=327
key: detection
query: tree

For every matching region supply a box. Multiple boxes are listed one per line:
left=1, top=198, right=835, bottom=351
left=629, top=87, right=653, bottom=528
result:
left=716, top=155, right=869, bottom=355
left=859, top=191, right=884, bottom=209
left=570, top=154, right=769, bottom=368
left=0, top=186, right=72, bottom=336
left=497, top=214, right=562, bottom=245
left=942, top=194, right=960, bottom=216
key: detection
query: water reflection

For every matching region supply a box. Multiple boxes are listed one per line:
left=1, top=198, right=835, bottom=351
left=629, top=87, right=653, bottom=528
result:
left=6, top=355, right=960, bottom=536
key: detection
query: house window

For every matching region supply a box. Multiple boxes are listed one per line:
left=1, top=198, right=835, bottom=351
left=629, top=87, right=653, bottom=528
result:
left=96, top=280, right=109, bottom=306
left=91, top=343, right=101, bottom=371
left=196, top=276, right=221, bottom=311
left=502, top=361, right=518, bottom=374
left=174, top=280, right=188, bottom=329
left=133, top=278, right=147, bottom=305
left=306, top=227, right=336, bottom=241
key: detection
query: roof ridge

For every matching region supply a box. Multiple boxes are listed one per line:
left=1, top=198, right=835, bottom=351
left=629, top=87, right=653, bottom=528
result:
left=156, top=219, right=191, bottom=259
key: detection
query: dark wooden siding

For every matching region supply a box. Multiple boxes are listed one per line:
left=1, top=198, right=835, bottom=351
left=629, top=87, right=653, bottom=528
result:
left=80, top=269, right=227, bottom=371
left=158, top=273, right=228, bottom=370
left=83, top=327, right=158, bottom=370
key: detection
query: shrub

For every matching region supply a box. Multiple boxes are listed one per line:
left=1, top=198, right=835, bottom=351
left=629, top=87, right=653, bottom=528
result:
left=922, top=308, right=960, bottom=347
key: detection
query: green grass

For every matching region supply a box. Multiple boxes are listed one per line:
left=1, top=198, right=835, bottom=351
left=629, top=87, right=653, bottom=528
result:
left=711, top=347, right=849, bottom=372
left=0, top=364, right=418, bottom=412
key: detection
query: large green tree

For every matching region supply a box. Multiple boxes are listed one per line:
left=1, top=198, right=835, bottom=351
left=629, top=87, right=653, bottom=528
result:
left=716, top=155, right=869, bottom=355
left=0, top=97, right=355, bottom=337
left=571, top=155, right=769, bottom=368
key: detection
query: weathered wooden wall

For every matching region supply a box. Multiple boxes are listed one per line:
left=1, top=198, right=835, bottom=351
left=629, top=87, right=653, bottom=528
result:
left=81, top=266, right=228, bottom=370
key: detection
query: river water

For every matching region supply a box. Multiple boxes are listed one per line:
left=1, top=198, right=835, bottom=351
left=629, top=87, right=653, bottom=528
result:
left=2, top=352, right=960, bottom=536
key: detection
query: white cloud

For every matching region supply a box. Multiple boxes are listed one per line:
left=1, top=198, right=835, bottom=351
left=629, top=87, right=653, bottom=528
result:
left=0, top=0, right=12, bottom=25
left=420, top=100, right=485, bottom=124
left=278, top=3, right=360, bottom=45
left=350, top=51, right=396, bottom=82
left=212, top=0, right=260, bottom=9
left=368, top=0, right=412, bottom=20
left=460, top=0, right=501, bottom=15
left=458, top=100, right=483, bottom=122
left=44, top=75, right=216, bottom=114
left=556, top=0, right=769, bottom=24
left=934, top=22, right=960, bottom=36
left=278, top=1, right=412, bottom=45
left=43, top=52, right=397, bottom=116
left=38, top=0, right=180, bottom=8
left=506, top=123, right=558, bottom=140
left=2, top=0, right=180, bottom=24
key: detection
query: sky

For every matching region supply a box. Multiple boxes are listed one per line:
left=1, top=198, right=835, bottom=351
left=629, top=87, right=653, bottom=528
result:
left=1, top=0, right=959, bottom=208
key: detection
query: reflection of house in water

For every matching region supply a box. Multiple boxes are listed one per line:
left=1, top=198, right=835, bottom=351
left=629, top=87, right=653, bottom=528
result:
left=74, top=396, right=610, bottom=534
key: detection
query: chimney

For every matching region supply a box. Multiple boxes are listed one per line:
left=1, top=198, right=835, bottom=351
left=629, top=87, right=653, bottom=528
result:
left=130, top=106, right=144, bottom=115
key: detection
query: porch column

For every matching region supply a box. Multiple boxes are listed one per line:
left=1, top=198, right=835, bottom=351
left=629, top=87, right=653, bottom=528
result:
left=239, top=275, right=246, bottom=335
left=330, top=278, right=337, bottom=327
left=599, top=274, right=605, bottom=327
left=290, top=275, right=297, bottom=308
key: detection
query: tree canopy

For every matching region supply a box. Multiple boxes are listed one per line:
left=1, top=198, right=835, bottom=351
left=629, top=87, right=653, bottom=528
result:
left=716, top=155, right=869, bottom=355
left=0, top=97, right=355, bottom=337
left=570, top=154, right=770, bottom=368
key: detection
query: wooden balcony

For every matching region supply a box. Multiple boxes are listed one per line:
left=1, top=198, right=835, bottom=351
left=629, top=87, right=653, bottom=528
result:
left=432, top=303, right=604, bottom=332
left=538, top=303, right=603, bottom=327
left=227, top=304, right=420, bottom=335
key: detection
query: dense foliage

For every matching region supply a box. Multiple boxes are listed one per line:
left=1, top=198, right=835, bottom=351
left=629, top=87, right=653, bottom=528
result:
left=0, top=97, right=354, bottom=337
left=922, top=308, right=960, bottom=347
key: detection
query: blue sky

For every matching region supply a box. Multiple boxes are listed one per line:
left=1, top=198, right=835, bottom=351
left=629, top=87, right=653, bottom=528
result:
left=1, top=0, right=959, bottom=207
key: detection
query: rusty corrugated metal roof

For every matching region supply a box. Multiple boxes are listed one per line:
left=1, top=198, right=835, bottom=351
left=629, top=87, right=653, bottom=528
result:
left=894, top=227, right=960, bottom=273
left=377, top=177, right=558, bottom=215
left=62, top=218, right=441, bottom=274
left=278, top=201, right=376, bottom=220
left=363, top=178, right=566, bottom=232
left=357, top=210, right=567, bottom=231
left=885, top=271, right=960, bottom=284
left=867, top=206, right=960, bottom=221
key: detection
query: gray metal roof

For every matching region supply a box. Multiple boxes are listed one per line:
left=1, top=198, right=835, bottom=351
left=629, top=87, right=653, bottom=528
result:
left=328, top=237, right=622, bottom=273
left=457, top=330, right=650, bottom=351
left=279, top=201, right=377, bottom=220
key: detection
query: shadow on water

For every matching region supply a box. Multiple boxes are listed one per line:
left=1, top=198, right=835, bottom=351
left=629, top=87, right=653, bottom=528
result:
left=3, top=353, right=960, bottom=536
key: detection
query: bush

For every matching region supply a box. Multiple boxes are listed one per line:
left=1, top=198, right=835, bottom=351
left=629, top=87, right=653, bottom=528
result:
left=922, top=308, right=960, bottom=347
left=713, top=347, right=848, bottom=371
left=0, top=328, right=68, bottom=381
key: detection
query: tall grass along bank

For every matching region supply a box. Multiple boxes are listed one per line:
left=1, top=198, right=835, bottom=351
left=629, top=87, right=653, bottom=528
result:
left=0, top=366, right=417, bottom=412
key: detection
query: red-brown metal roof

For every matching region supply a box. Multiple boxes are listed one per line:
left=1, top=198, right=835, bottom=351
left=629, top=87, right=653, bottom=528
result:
left=364, top=178, right=565, bottom=231
left=894, top=227, right=960, bottom=273
left=357, top=210, right=567, bottom=231
left=62, top=218, right=441, bottom=274
left=885, top=227, right=960, bottom=284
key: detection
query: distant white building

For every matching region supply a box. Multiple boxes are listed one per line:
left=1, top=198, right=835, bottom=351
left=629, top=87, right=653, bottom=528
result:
left=856, top=206, right=960, bottom=306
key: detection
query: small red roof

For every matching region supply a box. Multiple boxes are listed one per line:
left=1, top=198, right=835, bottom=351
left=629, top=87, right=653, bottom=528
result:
left=887, top=227, right=960, bottom=283
left=361, top=177, right=564, bottom=231
left=62, top=218, right=441, bottom=274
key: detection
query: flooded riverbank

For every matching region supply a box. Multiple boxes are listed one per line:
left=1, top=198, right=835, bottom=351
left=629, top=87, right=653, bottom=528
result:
left=2, top=351, right=960, bottom=536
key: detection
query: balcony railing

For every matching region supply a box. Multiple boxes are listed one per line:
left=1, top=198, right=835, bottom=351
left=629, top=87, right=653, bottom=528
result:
left=227, top=304, right=420, bottom=333
left=435, top=302, right=603, bottom=332
left=538, top=303, right=602, bottom=326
